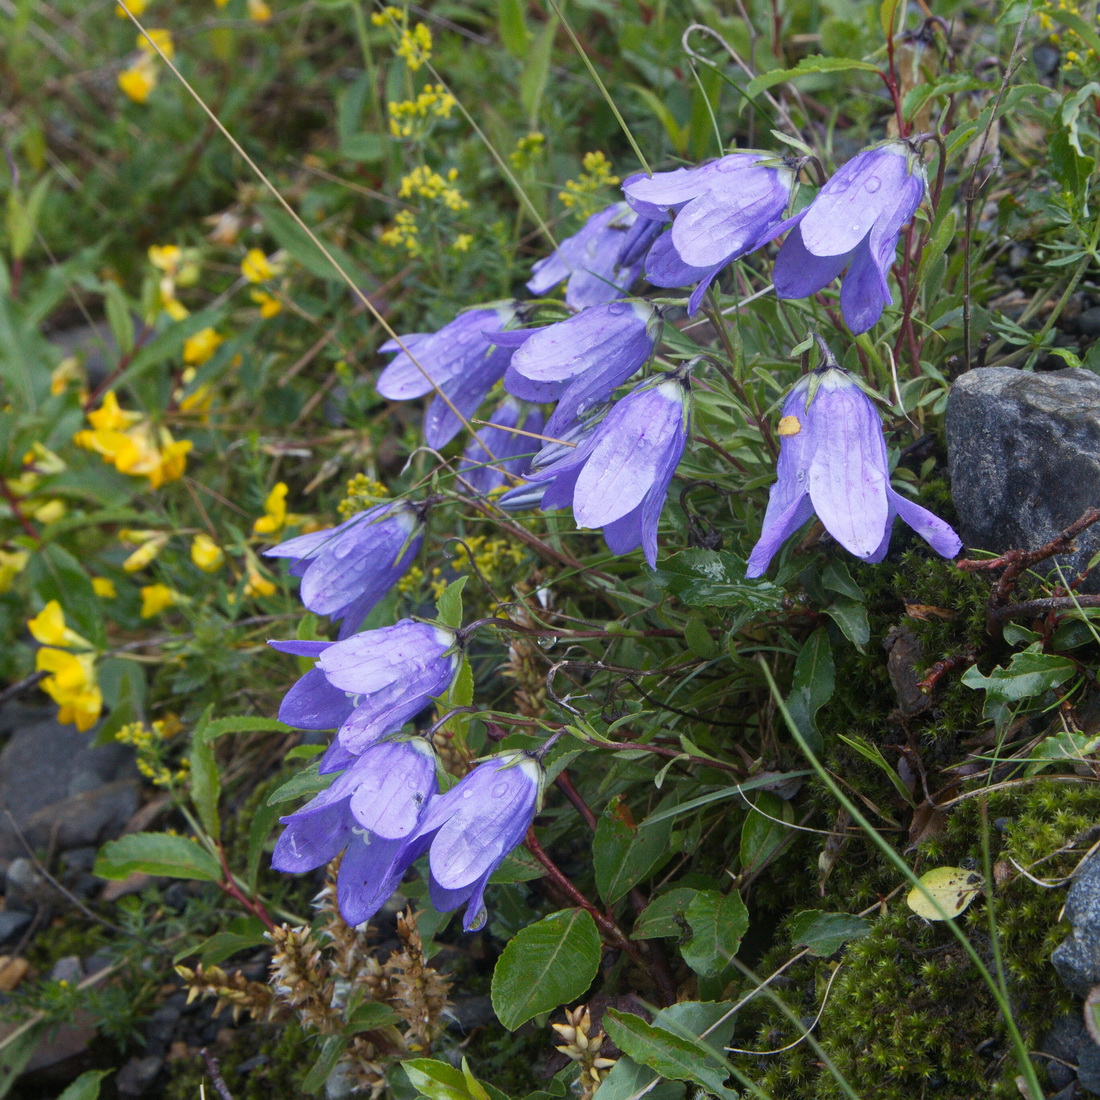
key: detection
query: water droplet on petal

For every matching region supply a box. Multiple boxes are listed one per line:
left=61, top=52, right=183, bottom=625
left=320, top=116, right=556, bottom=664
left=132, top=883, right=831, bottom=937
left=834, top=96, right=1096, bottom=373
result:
left=715, top=158, right=739, bottom=172
left=831, top=179, right=850, bottom=193
left=607, top=301, right=629, bottom=315
left=491, top=782, right=510, bottom=798
left=865, top=176, right=881, bottom=194
left=461, top=788, right=474, bottom=799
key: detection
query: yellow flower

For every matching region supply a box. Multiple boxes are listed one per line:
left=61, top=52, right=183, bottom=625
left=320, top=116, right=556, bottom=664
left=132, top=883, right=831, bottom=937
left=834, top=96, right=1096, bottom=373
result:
left=247, top=0, right=271, bottom=23
left=36, top=648, right=102, bottom=732
left=28, top=601, right=91, bottom=650
left=183, top=328, right=223, bottom=366
left=396, top=21, right=432, bottom=71
left=178, top=382, right=214, bottom=417
left=148, top=244, right=181, bottom=273
left=119, top=61, right=156, bottom=103
left=121, top=531, right=168, bottom=573
left=116, top=0, right=148, bottom=16
left=140, top=583, right=179, bottom=618
left=92, top=577, right=118, bottom=599
left=250, top=290, right=282, bottom=318
left=243, top=568, right=276, bottom=598
left=191, top=533, right=224, bottom=573
left=0, top=550, right=28, bottom=594
left=453, top=234, right=473, bottom=252
left=137, top=28, right=174, bottom=59
left=50, top=358, right=84, bottom=395
left=88, top=391, right=142, bottom=433
left=241, top=248, right=276, bottom=283
left=30, top=499, right=66, bottom=525
left=162, top=294, right=189, bottom=321
left=252, top=482, right=289, bottom=536
left=154, top=435, right=192, bottom=487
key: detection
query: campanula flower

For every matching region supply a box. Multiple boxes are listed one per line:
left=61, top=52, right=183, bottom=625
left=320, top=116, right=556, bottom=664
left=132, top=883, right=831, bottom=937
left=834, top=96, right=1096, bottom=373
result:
left=503, top=375, right=690, bottom=567
left=271, top=737, right=439, bottom=926
left=376, top=306, right=518, bottom=449
left=505, top=301, right=661, bottom=436
left=746, top=354, right=962, bottom=577
left=623, top=153, right=798, bottom=315
left=415, top=753, right=542, bottom=931
left=271, top=621, right=459, bottom=756
left=264, top=500, right=425, bottom=638
left=527, top=202, right=662, bottom=310
left=459, top=398, right=544, bottom=495
left=773, top=142, right=925, bottom=334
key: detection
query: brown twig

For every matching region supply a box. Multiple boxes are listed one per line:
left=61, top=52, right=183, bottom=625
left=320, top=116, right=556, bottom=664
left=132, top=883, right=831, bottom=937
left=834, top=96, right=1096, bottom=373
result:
left=201, top=1048, right=236, bottom=1100
left=990, top=596, right=1100, bottom=628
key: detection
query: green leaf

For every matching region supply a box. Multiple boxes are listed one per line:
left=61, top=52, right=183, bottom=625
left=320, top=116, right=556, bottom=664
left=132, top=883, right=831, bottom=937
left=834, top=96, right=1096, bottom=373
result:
left=641, top=771, right=811, bottom=825
left=632, top=887, right=697, bottom=940
left=259, top=204, right=368, bottom=285
left=204, top=715, right=293, bottom=739
left=785, top=627, right=833, bottom=756
left=960, top=644, right=1076, bottom=705
left=56, top=1070, right=112, bottom=1100
left=650, top=550, right=785, bottom=616
left=629, top=84, right=688, bottom=157
left=103, top=280, right=135, bottom=357
left=435, top=575, right=467, bottom=629
left=187, top=922, right=271, bottom=966
left=602, top=1011, right=740, bottom=1100
left=788, top=910, right=871, bottom=956
left=0, top=1020, right=49, bottom=1100
left=593, top=798, right=674, bottom=904
left=345, top=1001, right=402, bottom=1034
left=824, top=595, right=870, bottom=648
left=681, top=890, right=748, bottom=976
left=267, top=761, right=330, bottom=806
left=189, top=707, right=220, bottom=838
left=498, top=0, right=530, bottom=55
left=879, top=0, right=903, bottom=38
left=489, top=847, right=545, bottom=884
left=745, top=55, right=880, bottom=99
left=491, top=908, right=601, bottom=1030
left=1049, top=126, right=1095, bottom=198
left=302, top=1036, right=348, bottom=1094
left=1025, top=728, right=1100, bottom=776
left=94, top=832, right=222, bottom=882
left=519, top=16, right=558, bottom=125
left=403, top=1058, right=510, bottom=1100
left=836, top=731, right=915, bottom=806
left=29, top=543, right=104, bottom=649
left=7, top=173, right=51, bottom=261
left=739, top=792, right=794, bottom=874
left=918, top=207, right=958, bottom=284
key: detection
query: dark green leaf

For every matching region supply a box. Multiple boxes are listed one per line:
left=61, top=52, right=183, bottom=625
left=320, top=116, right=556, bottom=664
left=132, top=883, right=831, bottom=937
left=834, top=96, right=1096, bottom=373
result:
left=746, top=55, right=880, bottom=98
left=302, top=1036, right=348, bottom=1094
left=788, top=910, right=871, bottom=956
left=94, top=832, right=222, bottom=882
left=632, top=888, right=697, bottom=940
left=593, top=799, right=674, bottom=904
left=491, top=909, right=601, bottom=1030
left=739, top=792, right=794, bottom=874
left=267, top=761, right=330, bottom=806
left=56, top=1069, right=112, bottom=1100
left=345, top=1001, right=402, bottom=1033
left=960, top=644, right=1076, bottom=705
left=681, top=890, right=748, bottom=976
left=651, top=550, right=785, bottom=612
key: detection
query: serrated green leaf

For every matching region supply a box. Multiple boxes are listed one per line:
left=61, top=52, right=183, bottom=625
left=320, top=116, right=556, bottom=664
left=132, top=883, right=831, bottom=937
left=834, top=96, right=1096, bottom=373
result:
left=650, top=549, right=785, bottom=613
left=435, top=575, right=467, bottom=629
left=491, top=908, right=601, bottom=1030
left=94, top=832, right=222, bottom=882
left=960, top=644, right=1076, bottom=705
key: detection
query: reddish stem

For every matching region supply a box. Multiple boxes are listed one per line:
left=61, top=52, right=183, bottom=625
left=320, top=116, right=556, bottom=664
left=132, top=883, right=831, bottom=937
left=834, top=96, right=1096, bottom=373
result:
left=1, top=479, right=38, bottom=541
left=216, top=844, right=275, bottom=933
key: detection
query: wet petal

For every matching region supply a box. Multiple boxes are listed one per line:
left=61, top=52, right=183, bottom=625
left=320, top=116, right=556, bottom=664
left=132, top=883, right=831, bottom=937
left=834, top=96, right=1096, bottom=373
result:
left=886, top=487, right=963, bottom=559
left=773, top=223, right=851, bottom=299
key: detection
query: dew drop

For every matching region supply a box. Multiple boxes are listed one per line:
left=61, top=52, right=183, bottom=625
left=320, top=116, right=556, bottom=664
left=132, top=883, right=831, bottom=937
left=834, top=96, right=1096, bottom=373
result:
left=491, top=783, right=510, bottom=798
left=462, top=788, right=474, bottom=799
left=607, top=301, right=630, bottom=315
left=536, top=634, right=557, bottom=648
left=831, top=179, right=850, bottom=193
left=865, top=176, right=881, bottom=194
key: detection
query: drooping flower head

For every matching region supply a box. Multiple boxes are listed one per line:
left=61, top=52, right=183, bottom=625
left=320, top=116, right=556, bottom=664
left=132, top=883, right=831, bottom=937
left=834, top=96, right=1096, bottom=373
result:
left=527, top=202, right=662, bottom=310
left=746, top=340, right=961, bottom=577
left=505, top=300, right=661, bottom=436
left=270, top=620, right=460, bottom=758
left=458, top=398, right=545, bottom=495
left=623, top=152, right=798, bottom=315
left=264, top=499, right=425, bottom=638
left=415, top=752, right=542, bottom=931
left=773, top=142, right=926, bottom=334
left=271, top=737, right=439, bottom=926
left=376, top=305, right=518, bottom=449
left=501, top=372, right=690, bottom=567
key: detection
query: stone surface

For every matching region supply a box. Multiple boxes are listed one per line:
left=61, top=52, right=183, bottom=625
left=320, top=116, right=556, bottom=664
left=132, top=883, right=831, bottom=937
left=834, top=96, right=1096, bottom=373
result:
left=1053, top=851, right=1100, bottom=996
left=946, top=367, right=1100, bottom=591
left=0, top=909, right=31, bottom=944
left=0, top=703, right=138, bottom=861
left=116, top=1054, right=164, bottom=1096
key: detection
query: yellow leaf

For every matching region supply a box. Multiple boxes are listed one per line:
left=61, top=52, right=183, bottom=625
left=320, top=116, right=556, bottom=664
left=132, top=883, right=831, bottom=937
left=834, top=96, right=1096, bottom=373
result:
left=906, top=866, right=983, bottom=921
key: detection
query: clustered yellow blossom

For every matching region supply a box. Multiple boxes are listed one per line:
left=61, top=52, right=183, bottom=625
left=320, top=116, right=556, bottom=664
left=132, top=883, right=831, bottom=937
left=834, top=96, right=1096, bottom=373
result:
left=120, top=529, right=169, bottom=573
left=29, top=601, right=102, bottom=732
left=115, top=718, right=190, bottom=788
left=387, top=85, right=456, bottom=138
left=183, top=327, right=223, bottom=367
left=372, top=8, right=433, bottom=71
left=177, top=367, right=215, bottom=420
left=0, top=550, right=29, bottom=594
left=427, top=533, right=524, bottom=599
left=118, top=29, right=174, bottom=104
left=398, top=166, right=468, bottom=211
left=243, top=566, right=277, bottom=599
left=241, top=249, right=284, bottom=317
left=452, top=234, right=473, bottom=252
left=251, top=290, right=282, bottom=318
left=75, top=392, right=192, bottom=490
left=559, top=151, right=620, bottom=217
left=380, top=210, right=420, bottom=256
left=337, top=474, right=389, bottom=520
left=1038, top=0, right=1100, bottom=69
left=191, top=533, right=225, bottom=572
left=140, top=583, right=184, bottom=618
left=4, top=444, right=68, bottom=530
left=51, top=358, right=85, bottom=396
left=92, top=577, right=118, bottom=599
left=252, top=482, right=305, bottom=538
left=510, top=132, right=545, bottom=170
left=148, top=243, right=199, bottom=320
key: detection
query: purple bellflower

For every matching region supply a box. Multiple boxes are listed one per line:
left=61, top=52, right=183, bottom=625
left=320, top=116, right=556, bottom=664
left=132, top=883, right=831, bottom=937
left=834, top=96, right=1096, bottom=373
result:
left=415, top=752, right=542, bottom=931
left=505, top=301, right=661, bottom=436
left=746, top=352, right=962, bottom=578
left=773, top=142, right=925, bottom=334
left=271, top=737, right=439, bottom=926
left=264, top=500, right=425, bottom=639
left=270, top=620, right=460, bottom=757
left=376, top=306, right=518, bottom=449
left=459, top=398, right=544, bottom=495
left=503, top=374, right=690, bottom=567
left=623, top=153, right=798, bottom=316
left=527, top=202, right=663, bottom=310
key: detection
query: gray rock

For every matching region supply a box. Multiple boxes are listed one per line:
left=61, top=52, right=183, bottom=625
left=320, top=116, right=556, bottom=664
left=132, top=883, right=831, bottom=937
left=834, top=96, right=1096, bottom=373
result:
left=1079, top=307, right=1100, bottom=341
left=1053, top=851, right=1100, bottom=995
left=0, top=703, right=138, bottom=860
left=116, top=1054, right=164, bottom=1097
left=946, top=367, right=1100, bottom=591
left=48, top=956, right=83, bottom=985
left=5, top=857, right=52, bottom=911
left=1082, top=1044, right=1100, bottom=1097
left=0, top=909, right=31, bottom=944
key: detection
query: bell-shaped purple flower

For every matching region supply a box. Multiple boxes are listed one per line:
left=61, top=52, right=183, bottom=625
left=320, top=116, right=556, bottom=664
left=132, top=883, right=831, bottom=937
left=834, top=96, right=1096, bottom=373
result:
left=271, top=737, right=439, bottom=926
left=376, top=306, right=518, bottom=449
left=746, top=356, right=962, bottom=577
left=623, top=153, right=798, bottom=316
left=505, top=301, right=661, bottom=436
left=264, top=501, right=424, bottom=639
left=271, top=620, right=460, bottom=756
left=527, top=203, right=663, bottom=310
left=414, top=753, right=542, bottom=931
left=505, top=375, right=690, bottom=567
left=459, top=398, right=544, bottom=495
left=773, top=142, right=926, bottom=334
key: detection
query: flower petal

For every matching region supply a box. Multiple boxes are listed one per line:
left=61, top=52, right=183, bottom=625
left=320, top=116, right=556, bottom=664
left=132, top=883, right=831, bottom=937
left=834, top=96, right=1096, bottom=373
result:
left=886, top=487, right=963, bottom=560
left=773, top=223, right=851, bottom=299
